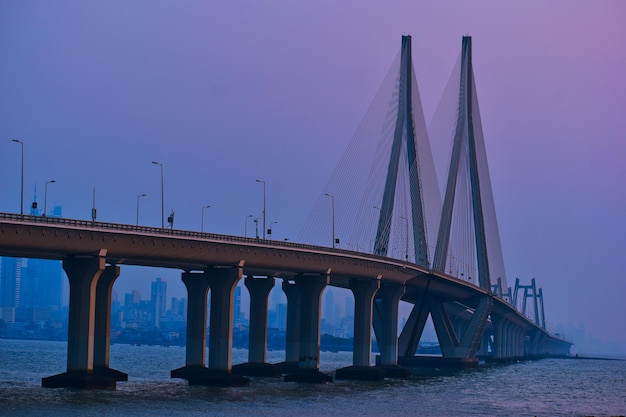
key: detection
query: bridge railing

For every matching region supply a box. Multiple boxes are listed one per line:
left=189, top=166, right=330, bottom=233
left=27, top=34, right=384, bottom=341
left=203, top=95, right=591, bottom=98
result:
left=0, top=211, right=407, bottom=266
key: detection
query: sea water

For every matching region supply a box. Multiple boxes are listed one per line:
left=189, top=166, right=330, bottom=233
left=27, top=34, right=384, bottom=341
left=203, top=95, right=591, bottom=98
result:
left=0, top=339, right=624, bottom=416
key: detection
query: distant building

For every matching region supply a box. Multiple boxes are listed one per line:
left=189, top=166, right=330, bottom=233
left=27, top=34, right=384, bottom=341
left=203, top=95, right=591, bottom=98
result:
left=122, top=290, right=142, bottom=327
left=170, top=297, right=186, bottom=319
left=234, top=285, right=242, bottom=327
left=151, top=278, right=167, bottom=329
left=322, top=288, right=336, bottom=335
left=20, top=258, right=63, bottom=311
left=275, top=302, right=287, bottom=331
left=0, top=257, right=21, bottom=309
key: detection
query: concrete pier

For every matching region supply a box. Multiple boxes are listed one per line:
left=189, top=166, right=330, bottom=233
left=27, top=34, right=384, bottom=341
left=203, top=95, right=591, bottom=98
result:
left=93, top=265, right=127, bottom=381
left=172, top=263, right=249, bottom=386
left=284, top=272, right=332, bottom=383
left=232, top=276, right=281, bottom=377
left=204, top=262, right=249, bottom=386
left=336, top=277, right=386, bottom=381
left=171, top=271, right=211, bottom=381
left=493, top=316, right=505, bottom=358
left=43, top=250, right=116, bottom=389
left=281, top=278, right=302, bottom=371
left=373, top=283, right=410, bottom=377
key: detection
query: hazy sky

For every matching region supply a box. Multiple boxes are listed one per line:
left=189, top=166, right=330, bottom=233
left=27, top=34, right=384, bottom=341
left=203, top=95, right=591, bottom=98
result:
left=1, top=1, right=624, bottom=353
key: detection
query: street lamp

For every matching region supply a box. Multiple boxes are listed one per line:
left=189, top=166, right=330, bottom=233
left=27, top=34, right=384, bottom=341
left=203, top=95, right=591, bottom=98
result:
left=269, top=221, right=278, bottom=241
left=44, top=180, right=56, bottom=217
left=136, top=193, right=147, bottom=225
left=255, top=179, right=266, bottom=239
left=400, top=216, right=409, bottom=261
left=254, top=217, right=261, bottom=239
left=201, top=205, right=211, bottom=232
left=324, top=193, right=336, bottom=249
left=12, top=139, right=24, bottom=217
left=152, top=161, right=164, bottom=228
left=244, top=214, right=253, bottom=237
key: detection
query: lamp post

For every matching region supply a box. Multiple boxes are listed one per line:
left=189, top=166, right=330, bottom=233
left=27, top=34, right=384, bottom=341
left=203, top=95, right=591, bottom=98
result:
left=400, top=215, right=409, bottom=261
left=244, top=214, right=253, bottom=237
left=254, top=217, right=261, bottom=239
left=152, top=161, right=164, bottom=228
left=11, top=139, right=24, bottom=217
left=324, top=193, right=336, bottom=249
left=44, top=180, right=56, bottom=217
left=201, top=205, right=211, bottom=232
left=92, top=187, right=97, bottom=223
left=269, top=221, right=278, bottom=241
left=136, top=193, right=147, bottom=225
left=255, top=179, right=266, bottom=239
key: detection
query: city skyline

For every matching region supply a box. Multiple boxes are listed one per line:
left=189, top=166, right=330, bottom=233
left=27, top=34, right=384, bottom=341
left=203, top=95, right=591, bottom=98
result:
left=1, top=1, right=625, bottom=353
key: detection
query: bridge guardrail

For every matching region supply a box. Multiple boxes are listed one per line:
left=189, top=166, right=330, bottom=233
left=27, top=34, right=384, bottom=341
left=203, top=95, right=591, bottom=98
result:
left=0, top=211, right=399, bottom=265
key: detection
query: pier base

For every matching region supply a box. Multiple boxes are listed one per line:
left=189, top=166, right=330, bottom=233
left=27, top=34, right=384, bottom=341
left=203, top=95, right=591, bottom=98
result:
left=42, top=371, right=116, bottom=390
left=398, top=355, right=479, bottom=369
left=284, top=368, right=332, bottom=383
left=171, top=366, right=250, bottom=387
left=93, top=366, right=128, bottom=381
left=335, top=365, right=387, bottom=381
left=276, top=361, right=299, bottom=374
left=232, top=362, right=283, bottom=377
left=375, top=364, right=412, bottom=378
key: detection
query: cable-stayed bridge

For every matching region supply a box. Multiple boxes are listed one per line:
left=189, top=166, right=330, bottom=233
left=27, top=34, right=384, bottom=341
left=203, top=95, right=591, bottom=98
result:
left=0, top=36, right=571, bottom=388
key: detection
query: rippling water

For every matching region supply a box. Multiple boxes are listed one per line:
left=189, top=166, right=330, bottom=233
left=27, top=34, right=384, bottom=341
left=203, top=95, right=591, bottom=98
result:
left=1, top=339, right=624, bottom=416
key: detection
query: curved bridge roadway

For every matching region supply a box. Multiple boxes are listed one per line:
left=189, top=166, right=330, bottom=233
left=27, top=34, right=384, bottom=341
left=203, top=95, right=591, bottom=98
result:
left=0, top=213, right=570, bottom=387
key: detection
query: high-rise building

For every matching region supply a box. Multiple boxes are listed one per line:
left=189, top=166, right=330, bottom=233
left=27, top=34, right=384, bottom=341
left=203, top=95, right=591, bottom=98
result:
left=170, top=297, right=186, bottom=319
left=233, top=285, right=242, bottom=326
left=122, top=290, right=142, bottom=326
left=20, top=258, right=63, bottom=310
left=322, top=287, right=335, bottom=335
left=151, top=278, right=167, bottom=329
left=0, top=257, right=21, bottom=308
left=275, top=302, right=287, bottom=331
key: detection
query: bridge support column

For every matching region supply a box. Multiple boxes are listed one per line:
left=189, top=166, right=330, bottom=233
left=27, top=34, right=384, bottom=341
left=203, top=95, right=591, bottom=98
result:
left=397, top=293, right=431, bottom=367
left=282, top=279, right=302, bottom=372
left=512, top=325, right=521, bottom=357
left=430, top=295, right=491, bottom=367
left=478, top=328, right=491, bottom=357
left=528, top=330, right=544, bottom=357
left=232, top=276, right=281, bottom=377
left=171, top=271, right=211, bottom=381
left=284, top=272, right=332, bottom=383
left=492, top=316, right=505, bottom=359
left=94, top=265, right=127, bottom=381
left=516, top=326, right=525, bottom=358
left=204, top=262, right=248, bottom=386
left=43, top=249, right=116, bottom=389
left=336, top=277, right=385, bottom=381
left=373, top=283, right=410, bottom=377
left=511, top=325, right=519, bottom=358
left=503, top=320, right=512, bottom=358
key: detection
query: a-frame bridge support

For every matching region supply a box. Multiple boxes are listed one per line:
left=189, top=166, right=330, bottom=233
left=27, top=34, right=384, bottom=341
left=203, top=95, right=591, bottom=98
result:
left=397, top=36, right=498, bottom=366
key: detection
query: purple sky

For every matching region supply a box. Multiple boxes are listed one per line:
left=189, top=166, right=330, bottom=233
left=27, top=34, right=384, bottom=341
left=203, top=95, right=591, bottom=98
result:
left=1, top=1, right=625, bottom=353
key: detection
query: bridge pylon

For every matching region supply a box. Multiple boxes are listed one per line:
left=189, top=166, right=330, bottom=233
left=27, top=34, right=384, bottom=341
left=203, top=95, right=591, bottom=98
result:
left=431, top=35, right=508, bottom=292
left=400, top=36, right=507, bottom=365
left=372, top=35, right=430, bottom=267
